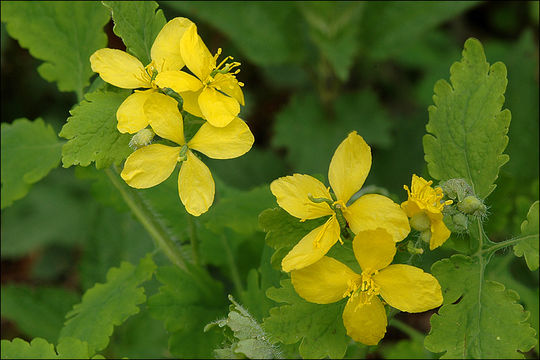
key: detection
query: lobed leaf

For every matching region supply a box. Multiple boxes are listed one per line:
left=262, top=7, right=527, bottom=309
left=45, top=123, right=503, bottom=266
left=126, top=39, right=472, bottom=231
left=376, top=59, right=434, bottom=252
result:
left=59, top=90, right=132, bottom=169
left=1, top=118, right=62, bottom=209
left=102, top=1, right=166, bottom=65
left=59, top=255, right=156, bottom=355
left=513, top=200, right=539, bottom=271
left=1, top=1, right=109, bottom=98
left=425, top=255, right=536, bottom=358
left=423, top=38, right=510, bottom=199
left=263, top=279, right=348, bottom=359
left=0, top=337, right=94, bottom=359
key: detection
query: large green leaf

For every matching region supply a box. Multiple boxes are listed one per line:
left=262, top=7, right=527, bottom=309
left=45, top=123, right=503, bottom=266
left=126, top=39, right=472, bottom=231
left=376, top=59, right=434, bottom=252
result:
left=423, top=38, right=510, bottom=199
left=59, top=90, right=132, bottom=169
left=1, top=118, right=62, bottom=209
left=59, top=255, right=156, bottom=355
left=0, top=337, right=96, bottom=359
left=513, top=201, right=539, bottom=271
left=102, top=1, right=166, bottom=65
left=1, top=1, right=109, bottom=98
left=360, top=2, right=478, bottom=60
left=162, top=1, right=304, bottom=66
left=147, top=265, right=226, bottom=358
left=263, top=279, right=348, bottom=359
left=425, top=255, right=536, bottom=358
left=1, top=285, right=79, bottom=343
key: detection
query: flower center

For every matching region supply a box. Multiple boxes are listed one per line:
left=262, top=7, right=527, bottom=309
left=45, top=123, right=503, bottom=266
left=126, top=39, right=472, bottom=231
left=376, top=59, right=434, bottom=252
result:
left=344, top=272, right=381, bottom=310
left=204, top=48, right=244, bottom=89
left=405, top=180, right=452, bottom=212
left=143, top=61, right=159, bottom=89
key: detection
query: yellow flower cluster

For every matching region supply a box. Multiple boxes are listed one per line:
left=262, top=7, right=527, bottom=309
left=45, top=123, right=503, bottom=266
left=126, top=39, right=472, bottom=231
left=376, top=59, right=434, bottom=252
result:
left=270, top=132, right=446, bottom=346
left=90, top=18, right=253, bottom=216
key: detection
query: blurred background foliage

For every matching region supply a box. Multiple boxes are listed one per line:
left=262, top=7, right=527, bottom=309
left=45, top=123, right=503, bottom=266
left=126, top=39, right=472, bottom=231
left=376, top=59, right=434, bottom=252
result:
left=1, top=1, right=538, bottom=358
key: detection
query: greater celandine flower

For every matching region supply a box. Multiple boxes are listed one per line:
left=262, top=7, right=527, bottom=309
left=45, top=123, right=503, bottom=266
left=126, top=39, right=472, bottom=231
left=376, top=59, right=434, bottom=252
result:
left=401, top=174, right=453, bottom=250
left=90, top=17, right=193, bottom=134
left=270, top=131, right=410, bottom=272
left=154, top=23, right=244, bottom=128
left=291, top=228, right=443, bottom=345
left=120, top=92, right=254, bottom=216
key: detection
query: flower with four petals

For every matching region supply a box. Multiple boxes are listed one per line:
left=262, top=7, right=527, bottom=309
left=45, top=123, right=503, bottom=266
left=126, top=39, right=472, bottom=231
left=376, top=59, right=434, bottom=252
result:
left=270, top=131, right=410, bottom=272
left=120, top=92, right=254, bottom=216
left=291, top=228, right=443, bottom=345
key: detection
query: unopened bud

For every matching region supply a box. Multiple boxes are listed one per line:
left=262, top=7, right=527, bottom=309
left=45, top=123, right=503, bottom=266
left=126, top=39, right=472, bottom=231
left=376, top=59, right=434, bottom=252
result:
left=458, top=195, right=486, bottom=216
left=419, top=230, right=431, bottom=244
left=410, top=212, right=431, bottom=232
left=129, top=128, right=154, bottom=149
left=439, top=178, right=473, bottom=202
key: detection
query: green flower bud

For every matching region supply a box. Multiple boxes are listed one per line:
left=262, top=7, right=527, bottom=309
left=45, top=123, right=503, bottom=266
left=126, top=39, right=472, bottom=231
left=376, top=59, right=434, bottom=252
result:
left=458, top=195, right=487, bottom=216
left=410, top=212, right=431, bottom=232
left=419, top=230, right=431, bottom=244
left=129, top=128, right=155, bottom=149
left=452, top=213, right=468, bottom=231
left=439, top=178, right=473, bottom=202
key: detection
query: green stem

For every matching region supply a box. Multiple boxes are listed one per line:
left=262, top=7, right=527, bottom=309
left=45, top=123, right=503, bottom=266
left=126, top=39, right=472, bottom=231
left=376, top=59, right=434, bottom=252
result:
left=389, top=317, right=425, bottom=343
left=188, top=215, right=200, bottom=265
left=480, top=234, right=537, bottom=255
left=105, top=167, right=188, bottom=271
left=220, top=234, right=244, bottom=294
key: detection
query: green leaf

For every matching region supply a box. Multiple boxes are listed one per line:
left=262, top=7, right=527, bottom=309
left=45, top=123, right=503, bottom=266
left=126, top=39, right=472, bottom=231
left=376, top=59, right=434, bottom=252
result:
left=59, top=90, right=132, bottom=169
left=102, top=1, right=166, bottom=65
left=147, top=265, right=226, bottom=358
left=1, top=285, right=80, bottom=343
left=0, top=1, right=109, bottom=98
left=162, top=1, right=305, bottom=66
left=360, top=2, right=479, bottom=60
left=381, top=339, right=437, bottom=359
left=263, top=279, right=348, bottom=359
left=59, top=255, right=156, bottom=355
left=0, top=337, right=93, bottom=359
left=1, top=118, right=62, bottom=209
left=425, top=255, right=537, bottom=358
left=423, top=38, right=510, bottom=199
left=513, top=201, right=539, bottom=271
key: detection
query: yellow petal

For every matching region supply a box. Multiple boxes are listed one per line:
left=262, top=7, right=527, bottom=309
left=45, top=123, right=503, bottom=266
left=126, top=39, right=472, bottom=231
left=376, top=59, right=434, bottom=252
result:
left=178, top=151, right=215, bottom=216
left=188, top=117, right=254, bottom=159
left=346, top=194, right=411, bottom=242
left=143, top=92, right=184, bottom=145
left=373, top=264, right=443, bottom=313
left=281, top=217, right=340, bottom=272
left=328, top=131, right=371, bottom=203
left=116, top=89, right=156, bottom=134
left=213, top=73, right=245, bottom=106
left=400, top=198, right=423, bottom=218
left=198, top=87, right=239, bottom=127
left=151, top=17, right=193, bottom=72
left=154, top=71, right=203, bottom=93
left=180, top=23, right=215, bottom=81
left=270, top=174, right=333, bottom=220
left=90, top=48, right=150, bottom=89
left=429, top=217, right=451, bottom=250
left=179, top=90, right=203, bottom=118
left=121, top=144, right=179, bottom=188
left=352, top=229, right=396, bottom=274
left=291, top=256, right=360, bottom=304
left=343, top=294, right=387, bottom=346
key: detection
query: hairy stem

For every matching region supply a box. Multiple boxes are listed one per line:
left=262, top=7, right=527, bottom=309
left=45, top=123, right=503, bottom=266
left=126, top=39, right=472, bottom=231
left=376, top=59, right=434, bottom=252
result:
left=481, top=234, right=537, bottom=255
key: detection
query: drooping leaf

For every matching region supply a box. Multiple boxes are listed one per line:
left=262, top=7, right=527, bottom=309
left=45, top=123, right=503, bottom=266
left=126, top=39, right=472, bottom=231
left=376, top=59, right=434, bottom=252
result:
left=59, top=255, right=156, bottom=355
left=360, top=2, right=479, bottom=60
left=263, top=279, right=348, bottom=359
left=0, top=337, right=94, bottom=359
left=163, top=1, right=304, bottom=66
left=0, top=1, right=109, bottom=98
left=425, top=255, right=536, bottom=358
left=423, top=38, right=510, bottom=199
left=1, top=118, right=62, bottom=209
left=1, top=285, right=80, bottom=343
left=513, top=201, right=539, bottom=271
left=102, top=1, right=166, bottom=65
left=147, top=264, right=226, bottom=358
left=59, top=90, right=132, bottom=169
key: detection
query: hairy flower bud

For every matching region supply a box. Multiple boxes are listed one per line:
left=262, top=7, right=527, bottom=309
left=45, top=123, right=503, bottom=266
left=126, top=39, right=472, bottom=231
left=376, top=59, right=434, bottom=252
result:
left=129, top=128, right=155, bottom=149
left=439, top=178, right=473, bottom=202
left=458, top=195, right=487, bottom=217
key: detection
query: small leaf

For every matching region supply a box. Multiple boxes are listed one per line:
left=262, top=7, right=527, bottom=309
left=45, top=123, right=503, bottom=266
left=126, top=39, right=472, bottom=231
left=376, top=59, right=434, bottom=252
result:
left=102, top=1, right=166, bottom=65
left=423, top=38, right=510, bottom=199
left=513, top=200, right=539, bottom=271
left=0, top=337, right=93, bottom=359
left=1, top=1, right=109, bottom=97
left=59, top=90, right=132, bottom=169
left=59, top=255, right=156, bottom=355
left=263, top=279, right=348, bottom=359
left=1, top=118, right=62, bottom=209
left=425, top=255, right=536, bottom=358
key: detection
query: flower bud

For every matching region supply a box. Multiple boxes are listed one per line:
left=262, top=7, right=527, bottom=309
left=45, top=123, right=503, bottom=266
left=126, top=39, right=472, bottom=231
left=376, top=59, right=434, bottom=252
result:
left=419, top=230, right=431, bottom=244
left=410, top=212, right=431, bottom=232
left=457, top=195, right=487, bottom=217
left=129, top=128, right=155, bottom=149
left=439, top=178, right=473, bottom=201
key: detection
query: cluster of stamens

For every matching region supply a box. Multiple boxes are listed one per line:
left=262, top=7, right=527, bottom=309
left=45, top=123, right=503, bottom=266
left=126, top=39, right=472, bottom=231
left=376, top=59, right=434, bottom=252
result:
left=343, top=272, right=381, bottom=311
left=404, top=179, right=452, bottom=212
left=207, top=48, right=244, bottom=89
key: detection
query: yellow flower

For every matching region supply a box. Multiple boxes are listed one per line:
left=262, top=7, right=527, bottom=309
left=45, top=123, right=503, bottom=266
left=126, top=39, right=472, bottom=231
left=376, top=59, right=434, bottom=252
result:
left=270, top=132, right=410, bottom=272
left=90, top=17, right=194, bottom=134
left=154, top=23, right=244, bottom=128
left=291, top=228, right=443, bottom=346
left=120, top=92, right=254, bottom=216
left=401, top=174, right=453, bottom=250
